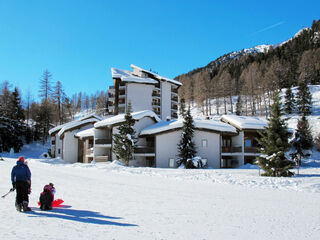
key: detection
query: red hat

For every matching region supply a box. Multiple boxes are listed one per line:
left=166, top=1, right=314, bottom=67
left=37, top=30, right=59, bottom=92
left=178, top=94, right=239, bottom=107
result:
left=18, top=156, right=25, bottom=163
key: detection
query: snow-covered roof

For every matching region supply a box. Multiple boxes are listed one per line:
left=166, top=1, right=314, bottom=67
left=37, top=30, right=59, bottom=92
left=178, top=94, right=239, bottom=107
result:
left=58, top=118, right=99, bottom=138
left=75, top=127, right=95, bottom=139
left=220, top=115, right=268, bottom=130
left=49, top=114, right=102, bottom=136
left=94, top=110, right=161, bottom=128
left=130, top=64, right=182, bottom=86
left=49, top=122, right=71, bottom=135
left=78, top=113, right=103, bottom=121
left=111, top=68, right=158, bottom=84
left=140, top=119, right=237, bottom=135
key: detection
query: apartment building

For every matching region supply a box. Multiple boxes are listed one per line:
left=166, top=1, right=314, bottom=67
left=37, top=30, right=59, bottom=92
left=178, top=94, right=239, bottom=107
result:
left=220, top=115, right=268, bottom=168
left=107, top=64, right=181, bottom=120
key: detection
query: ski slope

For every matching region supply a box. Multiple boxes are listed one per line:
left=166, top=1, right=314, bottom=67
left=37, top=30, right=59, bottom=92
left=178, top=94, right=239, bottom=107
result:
left=1, top=147, right=320, bottom=240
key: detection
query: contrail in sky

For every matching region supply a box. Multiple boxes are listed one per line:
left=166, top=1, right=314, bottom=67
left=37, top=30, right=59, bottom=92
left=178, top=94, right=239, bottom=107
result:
left=252, top=21, right=285, bottom=35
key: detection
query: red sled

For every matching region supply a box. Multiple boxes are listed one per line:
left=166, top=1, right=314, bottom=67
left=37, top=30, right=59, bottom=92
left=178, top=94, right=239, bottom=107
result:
left=37, top=199, right=64, bottom=207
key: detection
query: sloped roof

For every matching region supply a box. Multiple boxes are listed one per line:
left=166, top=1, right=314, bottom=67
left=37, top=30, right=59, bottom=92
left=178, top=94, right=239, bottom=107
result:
left=220, top=115, right=268, bottom=130
left=94, top=110, right=161, bottom=129
left=58, top=118, right=98, bottom=139
left=49, top=114, right=103, bottom=136
left=130, top=64, right=182, bottom=86
left=111, top=68, right=158, bottom=84
left=140, top=118, right=237, bottom=135
left=78, top=113, right=103, bottom=121
left=49, top=122, right=71, bottom=135
left=75, top=127, right=95, bottom=139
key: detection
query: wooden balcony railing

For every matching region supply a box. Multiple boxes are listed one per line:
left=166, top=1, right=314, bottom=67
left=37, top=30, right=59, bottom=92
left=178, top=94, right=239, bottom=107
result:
left=134, top=146, right=155, bottom=154
left=244, top=147, right=260, bottom=153
left=95, top=138, right=112, bottom=145
left=221, top=146, right=260, bottom=153
left=221, top=146, right=242, bottom=153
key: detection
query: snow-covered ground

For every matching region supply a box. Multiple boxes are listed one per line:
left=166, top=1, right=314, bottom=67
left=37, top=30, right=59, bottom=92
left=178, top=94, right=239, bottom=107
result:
left=1, top=143, right=320, bottom=240
left=1, top=85, right=320, bottom=239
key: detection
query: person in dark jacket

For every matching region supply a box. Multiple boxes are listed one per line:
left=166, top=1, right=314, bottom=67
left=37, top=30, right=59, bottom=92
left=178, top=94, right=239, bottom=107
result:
left=11, top=156, right=31, bottom=212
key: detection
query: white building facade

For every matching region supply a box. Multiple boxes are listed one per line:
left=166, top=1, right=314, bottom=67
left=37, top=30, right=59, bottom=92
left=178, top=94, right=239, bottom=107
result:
left=107, top=64, right=181, bottom=120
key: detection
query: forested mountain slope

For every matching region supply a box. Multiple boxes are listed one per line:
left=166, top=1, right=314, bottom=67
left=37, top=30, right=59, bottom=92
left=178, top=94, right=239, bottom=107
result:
left=176, top=20, right=320, bottom=116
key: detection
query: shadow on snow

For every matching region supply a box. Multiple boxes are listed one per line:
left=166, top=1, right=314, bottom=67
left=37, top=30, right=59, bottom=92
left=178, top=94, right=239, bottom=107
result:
left=27, top=205, right=138, bottom=227
left=295, top=173, right=320, bottom=178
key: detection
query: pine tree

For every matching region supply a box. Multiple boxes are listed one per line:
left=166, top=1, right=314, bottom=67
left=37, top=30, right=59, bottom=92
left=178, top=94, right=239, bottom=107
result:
left=112, top=102, right=136, bottom=166
left=9, top=88, right=25, bottom=152
left=291, top=115, right=313, bottom=164
left=0, top=86, right=25, bottom=152
left=177, top=106, right=196, bottom=168
left=257, top=91, right=294, bottom=177
left=284, top=87, right=296, bottom=114
left=296, top=81, right=312, bottom=116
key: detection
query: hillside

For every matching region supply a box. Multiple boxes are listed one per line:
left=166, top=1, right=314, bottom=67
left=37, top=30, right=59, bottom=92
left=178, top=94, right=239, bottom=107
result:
left=176, top=20, right=320, bottom=116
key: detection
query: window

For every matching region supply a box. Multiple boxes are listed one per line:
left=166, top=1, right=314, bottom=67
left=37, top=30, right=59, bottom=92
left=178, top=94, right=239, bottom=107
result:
left=201, top=139, right=208, bottom=148
left=58, top=149, right=61, bottom=154
left=245, top=139, right=252, bottom=147
left=169, top=158, right=175, bottom=168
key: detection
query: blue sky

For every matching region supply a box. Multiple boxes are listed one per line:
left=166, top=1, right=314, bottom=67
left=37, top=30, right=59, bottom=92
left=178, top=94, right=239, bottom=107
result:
left=0, top=0, right=319, bottom=102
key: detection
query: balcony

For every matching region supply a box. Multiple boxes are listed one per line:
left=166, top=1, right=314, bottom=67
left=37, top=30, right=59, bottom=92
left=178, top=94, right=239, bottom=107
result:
left=171, top=112, right=178, bottom=119
left=86, top=148, right=94, bottom=156
left=244, top=147, right=260, bottom=153
left=95, top=155, right=109, bottom=162
left=221, top=146, right=242, bottom=153
left=95, top=138, right=112, bottom=145
left=171, top=88, right=178, bottom=94
left=152, top=101, right=160, bottom=106
left=153, top=108, right=161, bottom=115
left=134, top=146, right=154, bottom=154
left=171, top=105, right=178, bottom=110
left=171, top=95, right=178, bottom=102
left=152, top=92, right=161, bottom=98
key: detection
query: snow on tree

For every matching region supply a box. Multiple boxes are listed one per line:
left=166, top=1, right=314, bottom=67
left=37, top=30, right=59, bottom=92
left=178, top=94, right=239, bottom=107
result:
left=0, top=86, right=25, bottom=152
left=112, top=102, right=136, bottom=166
left=177, top=106, right=197, bottom=168
left=257, top=91, right=295, bottom=177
